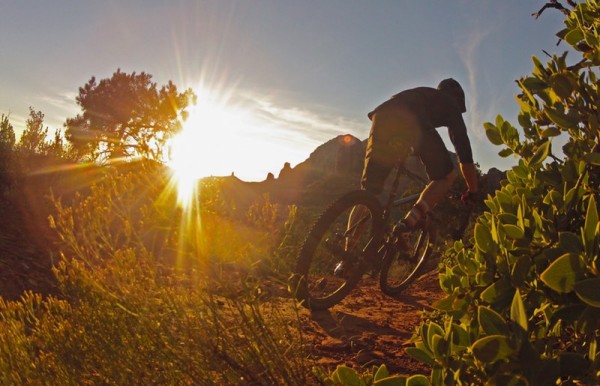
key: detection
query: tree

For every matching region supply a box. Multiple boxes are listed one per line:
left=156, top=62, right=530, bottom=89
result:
left=65, top=69, right=196, bottom=162
left=406, top=1, right=600, bottom=384
left=17, top=108, right=49, bottom=155
left=0, top=114, right=16, bottom=191
left=0, top=114, right=16, bottom=157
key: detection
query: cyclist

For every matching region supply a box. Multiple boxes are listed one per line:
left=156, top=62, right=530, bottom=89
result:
left=339, top=79, right=478, bottom=272
left=361, top=78, right=479, bottom=232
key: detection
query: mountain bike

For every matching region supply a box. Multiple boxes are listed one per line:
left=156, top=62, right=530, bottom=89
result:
left=291, top=161, right=472, bottom=311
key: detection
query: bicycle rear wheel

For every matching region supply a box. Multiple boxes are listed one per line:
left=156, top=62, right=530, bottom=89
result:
left=292, top=190, right=383, bottom=310
left=379, top=226, right=435, bottom=295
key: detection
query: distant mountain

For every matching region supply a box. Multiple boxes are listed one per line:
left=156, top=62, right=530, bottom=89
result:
left=206, top=134, right=366, bottom=210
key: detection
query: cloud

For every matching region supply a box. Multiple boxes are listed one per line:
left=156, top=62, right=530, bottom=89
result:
left=39, top=90, right=78, bottom=113
left=240, top=93, right=366, bottom=148
left=456, top=25, right=495, bottom=140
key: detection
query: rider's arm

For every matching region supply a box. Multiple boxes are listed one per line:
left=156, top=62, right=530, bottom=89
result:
left=447, top=115, right=478, bottom=193
left=460, top=162, right=479, bottom=193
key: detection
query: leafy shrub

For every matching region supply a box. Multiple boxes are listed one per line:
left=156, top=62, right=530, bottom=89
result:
left=314, top=364, right=429, bottom=386
left=0, top=162, right=312, bottom=384
left=407, top=2, right=600, bottom=384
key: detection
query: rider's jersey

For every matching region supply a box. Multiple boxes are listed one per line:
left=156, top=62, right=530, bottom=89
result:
left=368, top=87, right=474, bottom=164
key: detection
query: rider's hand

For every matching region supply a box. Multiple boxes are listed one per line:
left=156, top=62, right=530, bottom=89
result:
left=460, top=190, right=479, bottom=206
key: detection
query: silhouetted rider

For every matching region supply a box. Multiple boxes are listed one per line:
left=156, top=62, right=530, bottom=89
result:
left=362, top=78, right=479, bottom=230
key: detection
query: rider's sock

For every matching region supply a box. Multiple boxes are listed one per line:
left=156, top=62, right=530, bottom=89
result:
left=403, top=201, right=429, bottom=228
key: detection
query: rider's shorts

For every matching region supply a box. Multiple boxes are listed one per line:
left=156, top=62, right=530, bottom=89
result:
left=361, top=103, right=454, bottom=194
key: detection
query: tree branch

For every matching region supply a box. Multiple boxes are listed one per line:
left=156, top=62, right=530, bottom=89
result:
left=532, top=0, right=570, bottom=19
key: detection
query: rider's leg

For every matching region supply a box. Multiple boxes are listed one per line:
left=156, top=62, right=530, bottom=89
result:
left=347, top=106, right=414, bottom=250
left=403, top=169, right=457, bottom=228
left=402, top=128, right=456, bottom=229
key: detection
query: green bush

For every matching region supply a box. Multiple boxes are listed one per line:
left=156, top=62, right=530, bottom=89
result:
left=407, top=2, right=600, bottom=384
left=314, top=364, right=429, bottom=386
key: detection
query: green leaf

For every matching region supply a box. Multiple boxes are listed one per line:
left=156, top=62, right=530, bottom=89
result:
left=498, top=148, right=513, bottom=158
left=511, top=256, right=532, bottom=286
left=498, top=213, right=519, bottom=225
left=521, top=76, right=547, bottom=92
left=449, top=323, right=470, bottom=349
left=513, top=162, right=529, bottom=179
left=532, top=56, right=545, bottom=77
left=476, top=271, right=495, bottom=286
left=432, top=294, right=456, bottom=312
left=374, top=364, right=390, bottom=381
left=405, top=375, right=430, bottom=386
left=518, top=111, right=532, bottom=128
left=574, top=278, right=600, bottom=308
left=546, top=108, right=577, bottom=129
left=518, top=78, right=539, bottom=105
left=484, top=122, right=504, bottom=146
left=331, top=365, right=363, bottom=386
left=427, top=323, right=443, bottom=351
left=511, top=289, right=528, bottom=331
left=564, top=28, right=584, bottom=45
left=474, top=223, right=494, bottom=253
left=549, top=73, right=573, bottom=99
left=472, top=335, right=514, bottom=363
left=431, top=334, right=446, bottom=359
left=374, top=376, right=407, bottom=386
left=529, top=140, right=551, bottom=167
left=541, top=126, right=561, bottom=138
left=503, top=224, right=525, bottom=239
left=480, top=278, right=512, bottom=304
left=408, top=343, right=436, bottom=366
left=405, top=347, right=436, bottom=366
left=583, top=152, right=600, bottom=166
left=540, top=253, right=585, bottom=293
left=558, top=232, right=583, bottom=254
left=583, top=195, right=598, bottom=257
left=478, top=306, right=509, bottom=335
left=514, top=94, right=532, bottom=113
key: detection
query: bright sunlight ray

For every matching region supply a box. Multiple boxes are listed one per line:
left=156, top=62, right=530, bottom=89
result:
left=168, top=86, right=252, bottom=208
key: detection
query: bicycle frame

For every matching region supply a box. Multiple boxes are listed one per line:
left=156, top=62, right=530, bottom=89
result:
left=380, top=163, right=430, bottom=229
left=380, top=162, right=472, bottom=242
left=343, top=165, right=426, bottom=243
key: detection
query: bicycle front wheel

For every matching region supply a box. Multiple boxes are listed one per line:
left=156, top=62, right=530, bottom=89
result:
left=292, top=190, right=383, bottom=310
left=379, top=226, right=435, bottom=296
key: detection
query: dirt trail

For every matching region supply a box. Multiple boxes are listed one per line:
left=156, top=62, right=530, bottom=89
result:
left=297, top=269, right=443, bottom=376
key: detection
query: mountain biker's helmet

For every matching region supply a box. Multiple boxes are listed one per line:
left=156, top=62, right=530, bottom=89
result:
left=437, top=78, right=466, bottom=113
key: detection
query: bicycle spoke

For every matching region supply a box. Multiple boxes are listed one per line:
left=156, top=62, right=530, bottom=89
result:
left=306, top=204, right=373, bottom=299
left=293, top=190, right=383, bottom=310
left=380, top=228, right=433, bottom=295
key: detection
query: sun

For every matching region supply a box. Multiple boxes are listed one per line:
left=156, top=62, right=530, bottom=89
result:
left=167, top=87, right=250, bottom=207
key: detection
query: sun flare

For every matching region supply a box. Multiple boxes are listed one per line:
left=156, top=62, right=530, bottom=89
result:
left=168, top=87, right=251, bottom=207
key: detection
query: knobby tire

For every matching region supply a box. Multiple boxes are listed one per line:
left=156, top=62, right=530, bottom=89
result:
left=292, top=190, right=383, bottom=310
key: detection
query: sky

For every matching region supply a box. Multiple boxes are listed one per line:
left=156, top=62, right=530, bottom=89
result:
left=0, top=1, right=568, bottom=181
